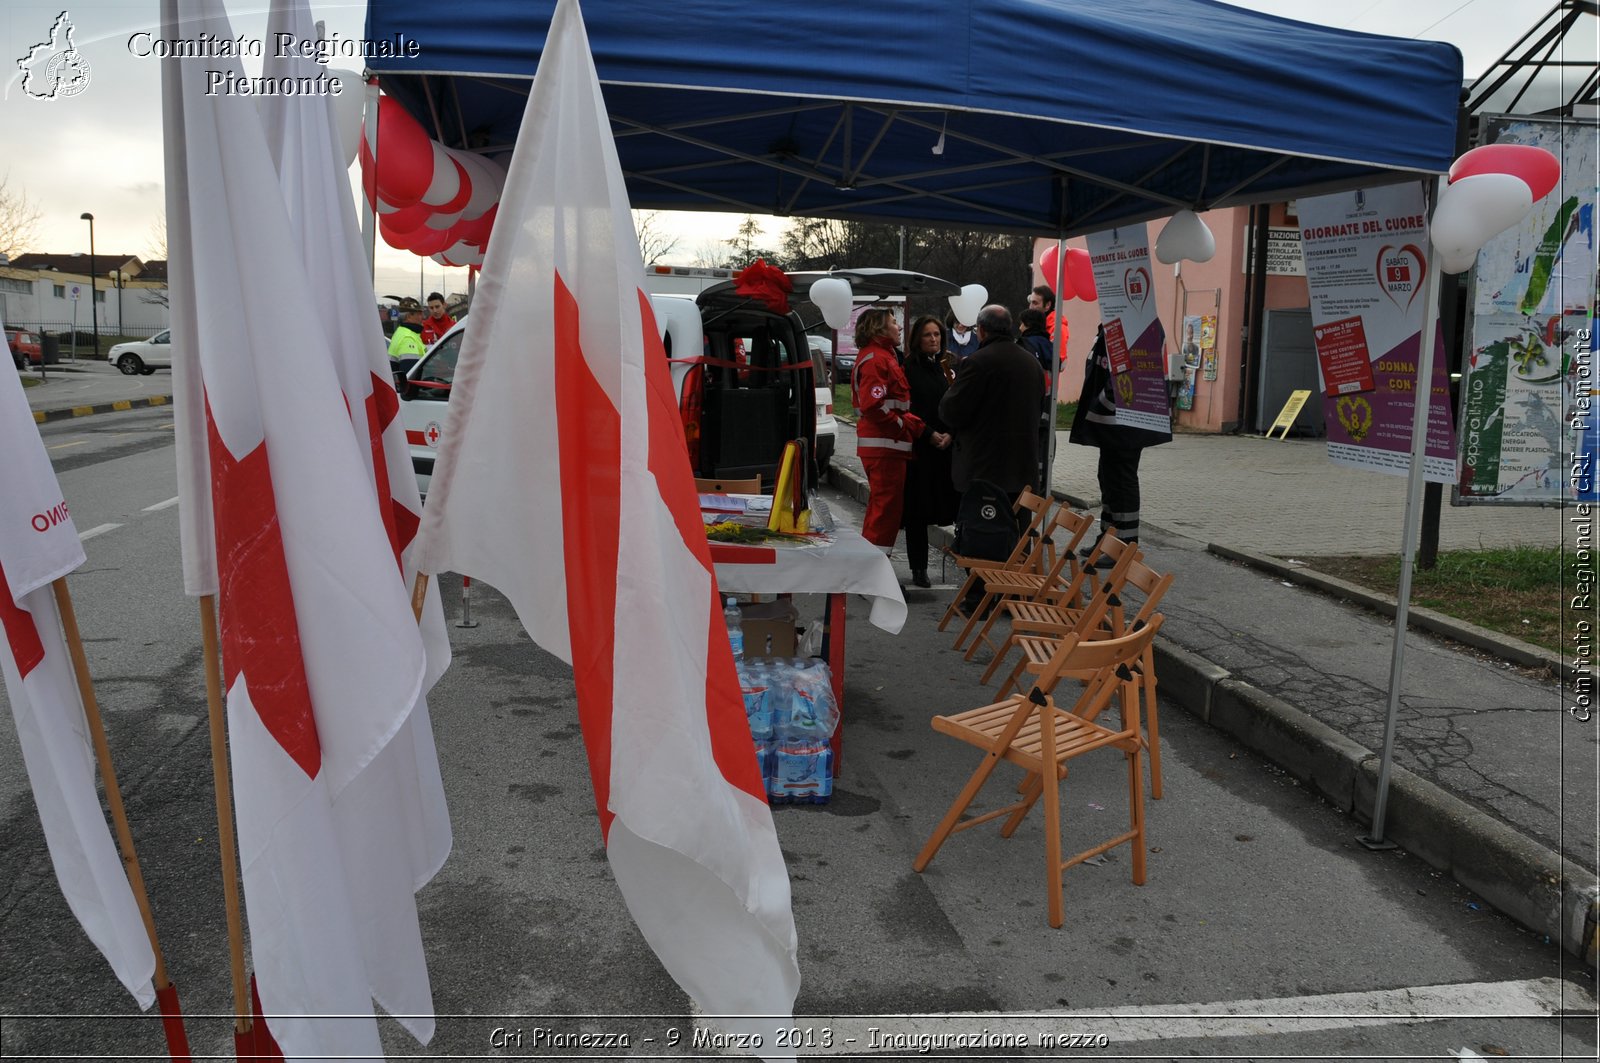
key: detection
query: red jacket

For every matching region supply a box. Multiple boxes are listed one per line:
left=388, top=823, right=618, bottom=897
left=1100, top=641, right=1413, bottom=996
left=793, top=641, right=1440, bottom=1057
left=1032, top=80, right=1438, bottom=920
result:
left=420, top=313, right=456, bottom=346
left=852, top=342, right=925, bottom=460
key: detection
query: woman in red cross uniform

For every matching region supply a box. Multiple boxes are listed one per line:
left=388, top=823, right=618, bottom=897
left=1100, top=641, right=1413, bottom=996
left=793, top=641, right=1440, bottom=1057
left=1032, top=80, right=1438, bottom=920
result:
left=850, top=308, right=926, bottom=548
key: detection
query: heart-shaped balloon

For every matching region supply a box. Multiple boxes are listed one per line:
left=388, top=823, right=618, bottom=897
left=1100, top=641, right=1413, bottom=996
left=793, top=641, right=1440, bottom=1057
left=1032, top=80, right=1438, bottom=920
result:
left=810, top=276, right=853, bottom=330
left=1039, top=245, right=1061, bottom=289
left=1066, top=248, right=1097, bottom=301
left=1155, top=209, right=1216, bottom=264
left=1449, top=143, right=1560, bottom=201
left=947, top=283, right=987, bottom=326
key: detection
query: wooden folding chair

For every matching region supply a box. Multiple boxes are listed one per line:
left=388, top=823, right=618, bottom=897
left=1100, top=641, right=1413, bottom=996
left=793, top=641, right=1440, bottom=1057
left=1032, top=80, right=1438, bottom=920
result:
left=695, top=476, right=762, bottom=494
left=996, top=551, right=1173, bottom=799
left=912, top=619, right=1164, bottom=928
left=936, top=488, right=1053, bottom=635
left=955, top=506, right=1095, bottom=661
left=980, top=534, right=1142, bottom=689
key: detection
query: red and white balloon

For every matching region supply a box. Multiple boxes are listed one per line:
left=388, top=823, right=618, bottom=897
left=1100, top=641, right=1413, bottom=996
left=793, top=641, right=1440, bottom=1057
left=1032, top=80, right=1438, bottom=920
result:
left=1432, top=144, right=1561, bottom=275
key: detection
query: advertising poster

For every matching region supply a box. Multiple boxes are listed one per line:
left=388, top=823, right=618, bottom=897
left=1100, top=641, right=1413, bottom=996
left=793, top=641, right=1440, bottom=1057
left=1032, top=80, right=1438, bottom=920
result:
left=1085, top=226, right=1170, bottom=433
left=1200, top=314, right=1218, bottom=381
left=1457, top=115, right=1598, bottom=503
left=1296, top=183, right=1457, bottom=482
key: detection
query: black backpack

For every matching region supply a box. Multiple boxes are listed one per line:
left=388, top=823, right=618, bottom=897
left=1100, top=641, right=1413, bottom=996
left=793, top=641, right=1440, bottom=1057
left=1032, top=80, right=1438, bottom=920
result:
left=953, top=480, right=1018, bottom=563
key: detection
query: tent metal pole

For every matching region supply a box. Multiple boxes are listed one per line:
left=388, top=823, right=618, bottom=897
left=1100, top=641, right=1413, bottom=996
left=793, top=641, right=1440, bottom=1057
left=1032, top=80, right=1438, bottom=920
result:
left=1363, top=175, right=1446, bottom=850
left=360, top=75, right=379, bottom=279
left=1048, top=235, right=1067, bottom=495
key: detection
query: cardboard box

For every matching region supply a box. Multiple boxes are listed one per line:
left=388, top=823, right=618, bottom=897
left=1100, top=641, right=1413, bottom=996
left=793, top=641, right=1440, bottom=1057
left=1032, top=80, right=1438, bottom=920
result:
left=739, top=599, right=798, bottom=659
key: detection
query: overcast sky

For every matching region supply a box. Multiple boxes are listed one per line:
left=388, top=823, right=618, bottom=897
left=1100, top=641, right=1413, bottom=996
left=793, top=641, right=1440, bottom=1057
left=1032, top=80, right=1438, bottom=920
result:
left=0, top=0, right=1562, bottom=300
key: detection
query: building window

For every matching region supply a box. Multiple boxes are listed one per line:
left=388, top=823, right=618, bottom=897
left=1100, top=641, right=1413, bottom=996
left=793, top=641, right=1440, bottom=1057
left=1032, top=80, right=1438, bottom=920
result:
left=53, top=284, right=66, bottom=298
left=94, top=289, right=105, bottom=304
left=0, top=278, right=29, bottom=295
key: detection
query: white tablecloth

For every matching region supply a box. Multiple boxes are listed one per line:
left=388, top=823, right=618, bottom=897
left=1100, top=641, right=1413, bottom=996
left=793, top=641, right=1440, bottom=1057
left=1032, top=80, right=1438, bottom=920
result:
left=710, top=524, right=907, bottom=634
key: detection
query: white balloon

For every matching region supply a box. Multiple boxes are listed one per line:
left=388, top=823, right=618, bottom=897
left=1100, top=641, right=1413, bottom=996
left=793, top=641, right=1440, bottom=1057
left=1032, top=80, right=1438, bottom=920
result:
left=1155, top=209, right=1216, bottom=264
left=423, top=206, right=468, bottom=230
left=810, top=276, right=853, bottom=331
left=375, top=198, right=400, bottom=214
left=1431, top=173, right=1533, bottom=276
left=947, top=283, right=987, bottom=327
left=450, top=149, right=505, bottom=220
left=327, top=68, right=365, bottom=169
left=420, top=140, right=461, bottom=207
left=440, top=240, right=483, bottom=266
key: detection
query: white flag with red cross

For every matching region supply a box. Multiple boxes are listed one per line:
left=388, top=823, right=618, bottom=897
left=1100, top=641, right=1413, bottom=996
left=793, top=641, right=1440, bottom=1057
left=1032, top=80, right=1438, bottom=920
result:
left=162, top=0, right=436, bottom=1055
left=413, top=0, right=800, bottom=1050
left=0, top=332, right=156, bottom=1010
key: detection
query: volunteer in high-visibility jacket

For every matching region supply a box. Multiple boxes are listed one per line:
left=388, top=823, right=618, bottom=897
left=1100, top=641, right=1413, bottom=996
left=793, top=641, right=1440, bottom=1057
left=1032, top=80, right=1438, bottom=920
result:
left=851, top=307, right=926, bottom=548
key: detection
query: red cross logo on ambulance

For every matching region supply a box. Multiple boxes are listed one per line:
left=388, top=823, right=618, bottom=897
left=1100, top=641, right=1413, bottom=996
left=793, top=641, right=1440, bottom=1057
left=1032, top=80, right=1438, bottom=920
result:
left=425, top=421, right=443, bottom=447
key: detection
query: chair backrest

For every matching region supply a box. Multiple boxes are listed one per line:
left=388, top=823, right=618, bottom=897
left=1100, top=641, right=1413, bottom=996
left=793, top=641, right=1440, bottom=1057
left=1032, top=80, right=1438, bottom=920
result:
left=1059, top=537, right=1145, bottom=631
left=695, top=476, right=761, bottom=494
left=1049, top=531, right=1138, bottom=610
left=1024, top=605, right=1164, bottom=697
left=1106, top=557, right=1173, bottom=636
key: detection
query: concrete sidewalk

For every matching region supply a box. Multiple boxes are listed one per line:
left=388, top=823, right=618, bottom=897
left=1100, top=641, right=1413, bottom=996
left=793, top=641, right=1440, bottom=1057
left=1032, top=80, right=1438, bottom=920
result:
left=17, top=360, right=174, bottom=422
left=828, top=421, right=1598, bottom=965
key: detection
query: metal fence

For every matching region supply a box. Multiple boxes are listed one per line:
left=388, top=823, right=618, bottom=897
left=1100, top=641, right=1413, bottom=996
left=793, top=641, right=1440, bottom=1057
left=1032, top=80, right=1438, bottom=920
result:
left=6, top=320, right=167, bottom=358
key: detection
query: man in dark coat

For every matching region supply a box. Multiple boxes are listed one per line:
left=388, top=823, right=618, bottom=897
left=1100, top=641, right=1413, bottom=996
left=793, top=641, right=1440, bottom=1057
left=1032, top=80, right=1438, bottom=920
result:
left=938, top=305, right=1046, bottom=612
left=939, top=304, right=1045, bottom=497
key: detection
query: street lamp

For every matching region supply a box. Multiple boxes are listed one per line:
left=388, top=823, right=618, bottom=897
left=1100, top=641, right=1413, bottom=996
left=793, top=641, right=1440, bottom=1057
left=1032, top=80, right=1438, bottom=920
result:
left=80, top=212, right=98, bottom=359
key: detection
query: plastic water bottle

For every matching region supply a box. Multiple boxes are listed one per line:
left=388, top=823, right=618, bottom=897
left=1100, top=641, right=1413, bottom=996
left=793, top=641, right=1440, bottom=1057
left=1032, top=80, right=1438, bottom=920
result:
left=768, top=659, right=835, bottom=804
left=724, top=597, right=744, bottom=661
left=737, top=660, right=774, bottom=782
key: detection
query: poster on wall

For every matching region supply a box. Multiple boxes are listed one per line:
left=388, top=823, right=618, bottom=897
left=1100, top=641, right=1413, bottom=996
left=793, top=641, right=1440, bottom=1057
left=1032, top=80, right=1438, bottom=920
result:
left=1085, top=225, right=1170, bottom=433
left=1456, top=114, right=1598, bottom=505
left=1296, top=183, right=1457, bottom=483
left=1200, top=313, right=1218, bottom=381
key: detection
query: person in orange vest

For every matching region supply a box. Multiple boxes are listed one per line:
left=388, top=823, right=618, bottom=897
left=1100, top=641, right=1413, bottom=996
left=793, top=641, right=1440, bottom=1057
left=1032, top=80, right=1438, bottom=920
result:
left=851, top=307, right=928, bottom=549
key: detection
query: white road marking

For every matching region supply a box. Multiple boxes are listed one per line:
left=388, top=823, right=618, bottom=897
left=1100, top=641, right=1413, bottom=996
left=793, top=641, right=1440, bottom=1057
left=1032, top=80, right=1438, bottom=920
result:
left=143, top=496, right=181, bottom=512
left=77, top=523, right=123, bottom=541
left=804, top=978, right=1594, bottom=1054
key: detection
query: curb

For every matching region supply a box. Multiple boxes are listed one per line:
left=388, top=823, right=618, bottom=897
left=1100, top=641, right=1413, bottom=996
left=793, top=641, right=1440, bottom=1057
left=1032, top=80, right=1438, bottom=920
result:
left=1207, top=543, right=1572, bottom=681
left=827, top=459, right=1599, bottom=964
left=32, top=395, right=173, bottom=424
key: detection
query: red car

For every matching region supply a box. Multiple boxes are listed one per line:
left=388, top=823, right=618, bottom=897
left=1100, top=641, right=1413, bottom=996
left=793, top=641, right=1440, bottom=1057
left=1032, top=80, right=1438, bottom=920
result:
left=6, top=327, right=41, bottom=368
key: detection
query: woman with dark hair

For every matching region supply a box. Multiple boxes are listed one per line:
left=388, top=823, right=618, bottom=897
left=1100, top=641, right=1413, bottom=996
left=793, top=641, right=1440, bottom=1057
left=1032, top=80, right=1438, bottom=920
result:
left=851, top=307, right=926, bottom=548
left=901, top=314, right=958, bottom=587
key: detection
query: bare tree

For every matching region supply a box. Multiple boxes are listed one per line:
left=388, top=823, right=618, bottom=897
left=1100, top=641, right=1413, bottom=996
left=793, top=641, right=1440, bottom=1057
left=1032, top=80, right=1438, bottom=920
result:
left=691, top=238, right=731, bottom=268
left=0, top=173, right=41, bottom=262
left=633, top=210, right=681, bottom=265
left=141, top=210, right=169, bottom=308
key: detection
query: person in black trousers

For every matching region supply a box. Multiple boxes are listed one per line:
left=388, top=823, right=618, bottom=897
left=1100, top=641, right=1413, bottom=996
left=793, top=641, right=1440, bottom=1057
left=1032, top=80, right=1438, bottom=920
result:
left=900, top=314, right=959, bottom=587
left=1068, top=324, right=1172, bottom=560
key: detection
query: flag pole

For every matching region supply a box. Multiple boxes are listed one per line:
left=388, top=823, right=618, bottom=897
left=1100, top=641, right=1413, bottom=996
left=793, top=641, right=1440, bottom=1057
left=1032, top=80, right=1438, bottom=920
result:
left=410, top=571, right=430, bottom=622
left=51, top=578, right=192, bottom=1063
left=197, top=596, right=254, bottom=1042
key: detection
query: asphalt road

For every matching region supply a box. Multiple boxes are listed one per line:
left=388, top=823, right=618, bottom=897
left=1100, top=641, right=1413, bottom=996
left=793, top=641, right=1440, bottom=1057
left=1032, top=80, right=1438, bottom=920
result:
left=1, top=408, right=1594, bottom=1060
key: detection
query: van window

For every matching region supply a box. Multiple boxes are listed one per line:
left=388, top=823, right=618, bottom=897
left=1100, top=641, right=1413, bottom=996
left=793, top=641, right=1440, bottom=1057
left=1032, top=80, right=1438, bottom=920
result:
left=412, top=332, right=462, bottom=398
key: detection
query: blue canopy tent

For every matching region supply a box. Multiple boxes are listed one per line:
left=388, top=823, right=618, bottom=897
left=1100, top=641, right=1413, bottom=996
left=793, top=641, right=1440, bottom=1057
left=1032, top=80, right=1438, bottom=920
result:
left=363, top=0, right=1462, bottom=236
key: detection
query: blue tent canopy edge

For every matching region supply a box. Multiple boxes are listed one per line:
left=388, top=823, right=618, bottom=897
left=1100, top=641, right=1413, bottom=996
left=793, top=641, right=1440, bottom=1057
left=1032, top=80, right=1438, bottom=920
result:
left=363, top=0, right=1464, bottom=235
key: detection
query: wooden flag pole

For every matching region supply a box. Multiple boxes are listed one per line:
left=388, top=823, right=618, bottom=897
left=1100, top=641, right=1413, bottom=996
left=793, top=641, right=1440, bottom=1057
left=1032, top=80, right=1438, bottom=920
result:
left=197, top=595, right=252, bottom=1038
left=410, top=571, right=430, bottom=623
left=51, top=578, right=192, bottom=1062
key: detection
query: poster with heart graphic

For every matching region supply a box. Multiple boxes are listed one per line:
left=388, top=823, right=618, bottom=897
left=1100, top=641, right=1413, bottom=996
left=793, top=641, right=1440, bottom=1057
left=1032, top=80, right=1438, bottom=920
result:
left=1085, top=226, right=1169, bottom=433
left=1297, top=183, right=1456, bottom=483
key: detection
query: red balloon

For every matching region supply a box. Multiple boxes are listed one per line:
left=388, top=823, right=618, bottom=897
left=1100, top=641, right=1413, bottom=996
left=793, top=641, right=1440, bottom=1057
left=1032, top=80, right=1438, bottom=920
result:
left=378, top=213, right=424, bottom=251
left=373, top=97, right=434, bottom=207
left=359, top=138, right=378, bottom=208
left=1039, top=245, right=1062, bottom=291
left=1065, top=248, right=1097, bottom=302
left=385, top=201, right=434, bottom=233
left=1448, top=144, right=1560, bottom=202
left=454, top=204, right=497, bottom=247
left=405, top=226, right=456, bottom=256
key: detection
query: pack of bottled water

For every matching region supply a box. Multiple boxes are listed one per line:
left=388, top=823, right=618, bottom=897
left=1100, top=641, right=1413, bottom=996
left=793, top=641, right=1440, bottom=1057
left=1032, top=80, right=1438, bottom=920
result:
left=736, top=657, right=839, bottom=804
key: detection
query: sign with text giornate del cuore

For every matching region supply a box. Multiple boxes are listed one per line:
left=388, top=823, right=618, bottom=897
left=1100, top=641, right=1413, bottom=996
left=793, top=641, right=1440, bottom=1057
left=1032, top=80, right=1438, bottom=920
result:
left=1297, top=184, right=1457, bottom=483
left=1085, top=226, right=1170, bottom=433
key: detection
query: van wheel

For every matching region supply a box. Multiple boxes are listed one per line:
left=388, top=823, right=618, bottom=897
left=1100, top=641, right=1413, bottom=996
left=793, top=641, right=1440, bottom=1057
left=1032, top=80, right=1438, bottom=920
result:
left=117, top=353, right=144, bottom=376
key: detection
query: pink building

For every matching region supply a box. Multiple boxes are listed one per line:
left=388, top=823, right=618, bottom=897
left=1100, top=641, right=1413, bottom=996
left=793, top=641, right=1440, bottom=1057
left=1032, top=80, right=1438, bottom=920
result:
left=1038, top=202, right=1317, bottom=436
